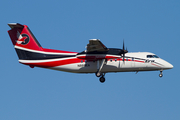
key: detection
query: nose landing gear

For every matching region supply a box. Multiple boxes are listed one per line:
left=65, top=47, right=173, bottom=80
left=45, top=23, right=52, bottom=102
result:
left=159, top=71, right=163, bottom=78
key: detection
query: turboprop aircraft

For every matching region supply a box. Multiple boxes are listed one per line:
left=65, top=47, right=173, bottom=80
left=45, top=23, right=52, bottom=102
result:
left=7, top=23, right=173, bottom=83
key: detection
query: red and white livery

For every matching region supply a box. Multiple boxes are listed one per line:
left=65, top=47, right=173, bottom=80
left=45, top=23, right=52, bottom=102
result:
left=8, top=23, right=173, bottom=83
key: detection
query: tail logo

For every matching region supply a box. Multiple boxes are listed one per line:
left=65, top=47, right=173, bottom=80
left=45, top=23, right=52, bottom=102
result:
left=16, top=32, right=29, bottom=45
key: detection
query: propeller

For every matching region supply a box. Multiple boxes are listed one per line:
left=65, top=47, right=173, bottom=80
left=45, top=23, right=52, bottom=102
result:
left=121, top=40, right=128, bottom=62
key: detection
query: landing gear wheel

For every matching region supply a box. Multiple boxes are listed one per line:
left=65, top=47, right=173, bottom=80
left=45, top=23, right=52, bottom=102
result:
left=99, top=77, right=105, bottom=83
left=96, top=72, right=102, bottom=77
left=159, top=71, right=163, bottom=78
left=159, top=73, right=163, bottom=78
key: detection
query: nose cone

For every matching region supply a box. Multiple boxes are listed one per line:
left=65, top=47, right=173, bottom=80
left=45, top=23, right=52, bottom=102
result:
left=163, top=61, right=173, bottom=70
left=166, top=62, right=173, bottom=69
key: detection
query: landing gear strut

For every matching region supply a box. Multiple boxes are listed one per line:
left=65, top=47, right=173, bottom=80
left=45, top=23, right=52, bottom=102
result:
left=95, top=59, right=106, bottom=83
left=159, top=71, right=163, bottom=78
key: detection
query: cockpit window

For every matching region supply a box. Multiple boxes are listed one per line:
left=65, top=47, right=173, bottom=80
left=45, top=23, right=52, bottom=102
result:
left=147, top=55, right=153, bottom=58
left=153, top=55, right=159, bottom=58
left=147, top=55, right=159, bottom=58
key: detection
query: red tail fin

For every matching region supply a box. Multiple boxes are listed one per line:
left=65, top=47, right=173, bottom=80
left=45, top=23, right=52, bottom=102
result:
left=7, top=23, right=78, bottom=68
left=8, top=23, right=42, bottom=51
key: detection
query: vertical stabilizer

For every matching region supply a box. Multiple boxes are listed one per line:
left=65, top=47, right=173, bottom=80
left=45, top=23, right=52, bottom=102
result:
left=8, top=23, right=42, bottom=50
left=8, top=23, right=43, bottom=60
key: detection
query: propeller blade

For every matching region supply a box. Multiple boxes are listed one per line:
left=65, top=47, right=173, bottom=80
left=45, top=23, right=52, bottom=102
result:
left=123, top=40, right=125, bottom=51
left=122, top=40, right=125, bottom=61
left=121, top=40, right=128, bottom=62
left=123, top=53, right=125, bottom=62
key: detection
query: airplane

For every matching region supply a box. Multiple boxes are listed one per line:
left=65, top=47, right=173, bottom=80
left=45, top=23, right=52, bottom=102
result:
left=7, top=23, right=173, bottom=83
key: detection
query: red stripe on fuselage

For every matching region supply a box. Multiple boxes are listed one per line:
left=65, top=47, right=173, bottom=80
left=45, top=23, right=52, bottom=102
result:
left=134, top=60, right=145, bottom=63
left=151, top=63, right=161, bottom=67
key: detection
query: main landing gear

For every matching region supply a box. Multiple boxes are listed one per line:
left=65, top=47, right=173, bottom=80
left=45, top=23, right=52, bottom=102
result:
left=159, top=70, right=163, bottom=78
left=96, top=72, right=106, bottom=83
left=100, top=76, right=105, bottom=83
left=96, top=59, right=106, bottom=83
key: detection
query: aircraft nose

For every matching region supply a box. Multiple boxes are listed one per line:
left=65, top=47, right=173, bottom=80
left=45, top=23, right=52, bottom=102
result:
left=167, top=62, right=173, bottom=69
left=163, top=61, right=173, bottom=69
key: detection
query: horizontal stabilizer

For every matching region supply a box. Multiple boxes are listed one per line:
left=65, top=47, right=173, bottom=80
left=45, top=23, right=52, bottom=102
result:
left=8, top=23, right=24, bottom=29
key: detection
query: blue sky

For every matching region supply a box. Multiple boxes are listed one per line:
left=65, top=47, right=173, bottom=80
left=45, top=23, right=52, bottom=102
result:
left=1, top=0, right=180, bottom=120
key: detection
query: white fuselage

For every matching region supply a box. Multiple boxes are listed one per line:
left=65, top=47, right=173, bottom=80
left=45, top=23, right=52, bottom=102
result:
left=49, top=52, right=173, bottom=73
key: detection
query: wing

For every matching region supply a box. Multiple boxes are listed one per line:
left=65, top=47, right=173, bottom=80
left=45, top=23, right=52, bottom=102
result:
left=86, top=39, right=108, bottom=52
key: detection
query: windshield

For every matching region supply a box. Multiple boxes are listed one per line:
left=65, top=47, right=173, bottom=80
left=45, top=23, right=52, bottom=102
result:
left=147, top=55, right=159, bottom=58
